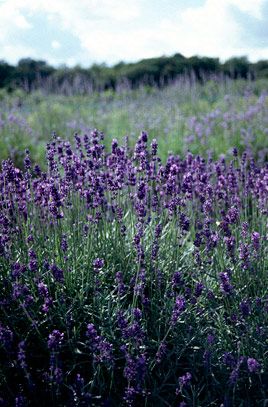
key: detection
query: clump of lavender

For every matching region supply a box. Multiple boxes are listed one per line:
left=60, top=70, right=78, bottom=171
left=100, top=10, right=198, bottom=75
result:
left=0, top=127, right=267, bottom=406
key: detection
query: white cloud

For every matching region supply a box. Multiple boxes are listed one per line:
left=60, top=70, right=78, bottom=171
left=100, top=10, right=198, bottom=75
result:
left=0, top=0, right=267, bottom=65
left=14, top=14, right=31, bottom=29
left=2, top=44, right=36, bottom=64
left=154, top=0, right=268, bottom=61
left=227, top=0, right=265, bottom=20
left=51, top=40, right=61, bottom=49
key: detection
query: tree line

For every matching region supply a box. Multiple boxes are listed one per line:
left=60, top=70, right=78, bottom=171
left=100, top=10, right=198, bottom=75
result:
left=0, top=54, right=268, bottom=93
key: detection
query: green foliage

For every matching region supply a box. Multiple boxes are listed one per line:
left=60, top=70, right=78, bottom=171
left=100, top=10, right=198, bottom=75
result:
left=222, top=56, right=253, bottom=79
left=0, top=54, right=268, bottom=93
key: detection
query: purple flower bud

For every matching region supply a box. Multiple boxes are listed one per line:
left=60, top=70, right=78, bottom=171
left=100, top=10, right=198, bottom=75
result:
left=17, top=341, right=27, bottom=369
left=251, top=232, right=260, bottom=251
left=207, top=334, right=215, bottom=345
left=219, top=272, right=234, bottom=295
left=93, top=258, right=104, bottom=270
left=155, top=342, right=167, bottom=363
left=140, top=131, right=148, bottom=143
left=229, top=368, right=239, bottom=385
left=133, top=308, right=142, bottom=320
left=38, top=282, right=49, bottom=297
left=179, top=372, right=192, bottom=387
left=50, top=264, right=64, bottom=282
left=247, top=358, right=260, bottom=373
left=151, top=139, right=158, bottom=156
left=86, top=323, right=99, bottom=348
left=171, top=295, right=186, bottom=325
left=48, top=330, right=64, bottom=350
left=240, top=300, right=251, bottom=317
left=60, top=235, right=68, bottom=252
left=194, top=282, right=204, bottom=297
left=222, top=351, right=235, bottom=368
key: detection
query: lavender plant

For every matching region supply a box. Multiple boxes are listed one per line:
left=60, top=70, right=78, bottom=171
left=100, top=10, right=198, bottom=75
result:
left=0, top=129, right=267, bottom=406
left=0, top=79, right=268, bottom=167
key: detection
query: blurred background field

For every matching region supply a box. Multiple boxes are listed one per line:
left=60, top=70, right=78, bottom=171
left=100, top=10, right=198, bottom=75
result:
left=1, top=78, right=268, bottom=168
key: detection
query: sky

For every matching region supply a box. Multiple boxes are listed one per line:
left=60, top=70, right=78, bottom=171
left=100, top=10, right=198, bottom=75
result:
left=0, top=0, right=268, bottom=67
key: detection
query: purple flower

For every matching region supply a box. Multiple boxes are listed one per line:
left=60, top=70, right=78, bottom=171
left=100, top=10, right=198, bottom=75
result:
left=194, top=282, right=204, bottom=297
left=179, top=372, right=192, bottom=387
left=219, top=272, right=234, bottom=295
left=111, top=138, right=118, bottom=153
left=115, top=272, right=126, bottom=294
left=140, top=131, right=148, bottom=143
left=155, top=342, right=167, bottom=363
left=86, top=323, right=98, bottom=342
left=137, top=181, right=146, bottom=200
left=24, top=150, right=31, bottom=171
left=50, top=264, right=64, bottom=282
left=151, top=139, right=158, bottom=156
left=124, top=353, right=146, bottom=386
left=226, top=206, right=239, bottom=224
left=15, top=395, right=27, bottom=407
left=223, top=352, right=236, bottom=368
left=124, top=322, right=145, bottom=342
left=38, top=282, right=49, bottom=297
left=60, top=234, right=68, bottom=252
left=86, top=323, right=113, bottom=364
left=11, top=262, right=26, bottom=278
left=42, top=297, right=53, bottom=313
left=240, top=300, right=251, bottom=317
left=50, top=367, right=63, bottom=384
left=239, top=243, right=250, bottom=269
left=123, top=386, right=137, bottom=406
left=251, top=232, right=260, bottom=251
left=172, top=271, right=183, bottom=290
left=133, top=308, right=142, bottom=320
left=241, top=222, right=248, bottom=238
left=224, top=236, right=235, bottom=256
left=93, top=258, right=104, bottom=270
left=207, top=334, right=215, bottom=345
left=247, top=358, right=260, bottom=373
left=48, top=330, right=64, bottom=350
left=180, top=213, right=190, bottom=231
left=18, top=341, right=27, bottom=369
left=28, top=249, right=37, bottom=272
left=229, top=368, right=239, bottom=385
left=171, top=295, right=186, bottom=325
left=233, top=147, right=238, bottom=157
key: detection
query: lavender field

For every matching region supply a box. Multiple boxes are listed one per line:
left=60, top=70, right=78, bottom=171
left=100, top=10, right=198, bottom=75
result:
left=0, top=80, right=268, bottom=406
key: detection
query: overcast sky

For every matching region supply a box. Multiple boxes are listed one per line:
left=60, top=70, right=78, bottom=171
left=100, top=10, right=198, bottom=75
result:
left=0, top=0, right=268, bottom=67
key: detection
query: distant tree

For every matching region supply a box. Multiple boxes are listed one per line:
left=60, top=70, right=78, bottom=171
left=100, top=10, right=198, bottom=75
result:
left=0, top=53, right=267, bottom=93
left=253, top=60, right=268, bottom=79
left=0, top=60, right=15, bottom=89
left=15, top=58, right=55, bottom=90
left=187, top=56, right=220, bottom=80
left=222, top=56, right=250, bottom=79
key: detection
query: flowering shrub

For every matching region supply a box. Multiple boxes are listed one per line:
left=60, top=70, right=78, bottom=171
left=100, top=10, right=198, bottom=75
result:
left=0, top=129, right=267, bottom=406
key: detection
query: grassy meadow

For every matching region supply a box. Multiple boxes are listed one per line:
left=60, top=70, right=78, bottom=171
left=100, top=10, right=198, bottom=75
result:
left=0, top=79, right=268, bottom=406
left=1, top=78, right=268, bottom=166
